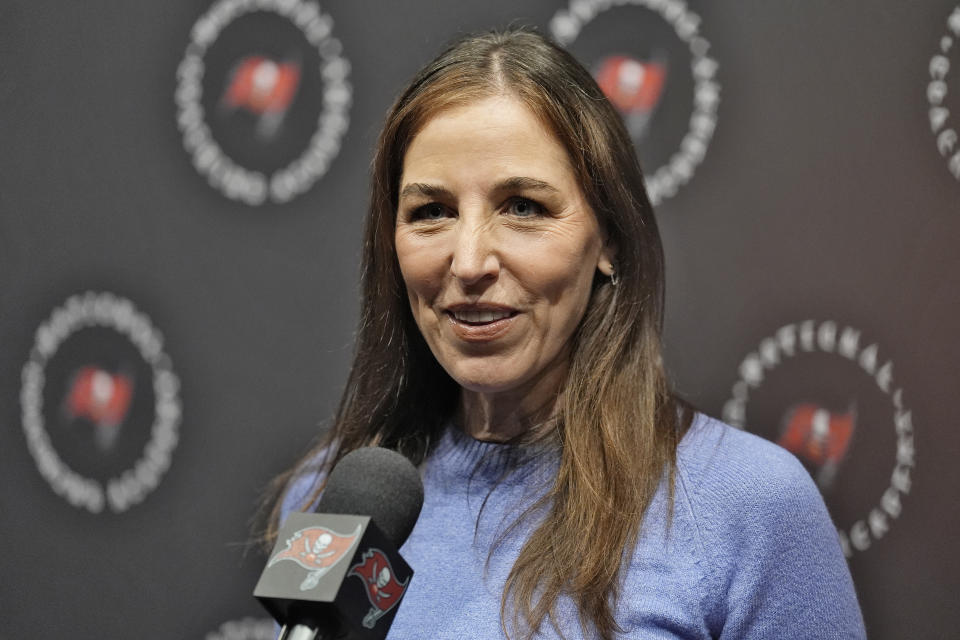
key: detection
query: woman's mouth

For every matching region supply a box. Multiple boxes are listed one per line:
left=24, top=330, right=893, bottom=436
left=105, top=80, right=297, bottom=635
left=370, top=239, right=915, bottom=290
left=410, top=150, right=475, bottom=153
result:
left=444, top=306, right=518, bottom=341
left=449, top=308, right=516, bottom=324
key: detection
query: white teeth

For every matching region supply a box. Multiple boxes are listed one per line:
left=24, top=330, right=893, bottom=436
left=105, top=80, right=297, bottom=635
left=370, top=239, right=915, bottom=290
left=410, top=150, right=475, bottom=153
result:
left=453, top=309, right=512, bottom=323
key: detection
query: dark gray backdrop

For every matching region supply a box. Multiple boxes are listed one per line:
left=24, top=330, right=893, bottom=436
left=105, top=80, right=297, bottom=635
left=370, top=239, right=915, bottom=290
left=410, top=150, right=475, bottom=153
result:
left=1, top=1, right=957, bottom=638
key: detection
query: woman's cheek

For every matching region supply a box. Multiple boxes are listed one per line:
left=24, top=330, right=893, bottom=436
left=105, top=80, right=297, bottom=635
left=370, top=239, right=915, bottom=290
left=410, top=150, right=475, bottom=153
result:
left=509, top=243, right=584, bottom=301
left=396, top=235, right=445, bottom=302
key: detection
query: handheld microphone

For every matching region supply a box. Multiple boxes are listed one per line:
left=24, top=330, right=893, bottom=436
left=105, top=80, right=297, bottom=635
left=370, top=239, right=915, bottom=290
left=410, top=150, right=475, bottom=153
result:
left=255, top=447, right=424, bottom=639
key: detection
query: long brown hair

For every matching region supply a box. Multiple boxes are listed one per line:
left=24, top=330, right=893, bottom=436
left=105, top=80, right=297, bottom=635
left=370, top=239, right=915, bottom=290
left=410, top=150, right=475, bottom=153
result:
left=264, top=27, right=690, bottom=640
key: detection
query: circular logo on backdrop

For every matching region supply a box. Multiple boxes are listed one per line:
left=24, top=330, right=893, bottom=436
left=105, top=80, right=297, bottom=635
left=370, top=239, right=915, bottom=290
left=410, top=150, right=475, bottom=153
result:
left=175, top=0, right=351, bottom=205
left=928, top=5, right=960, bottom=182
left=722, top=320, right=916, bottom=557
left=20, top=292, right=181, bottom=514
left=550, top=0, right=720, bottom=206
left=205, top=618, right=275, bottom=640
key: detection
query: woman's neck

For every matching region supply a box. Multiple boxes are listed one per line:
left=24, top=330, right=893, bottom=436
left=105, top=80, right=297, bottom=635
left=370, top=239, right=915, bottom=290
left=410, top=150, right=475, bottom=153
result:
left=455, top=363, right=565, bottom=443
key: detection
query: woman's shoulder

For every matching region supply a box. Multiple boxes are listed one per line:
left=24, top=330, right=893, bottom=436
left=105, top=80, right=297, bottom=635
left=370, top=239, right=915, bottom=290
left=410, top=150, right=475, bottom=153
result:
left=671, top=413, right=864, bottom=638
left=278, top=448, right=331, bottom=526
left=671, top=412, right=841, bottom=592
left=676, top=412, right=821, bottom=517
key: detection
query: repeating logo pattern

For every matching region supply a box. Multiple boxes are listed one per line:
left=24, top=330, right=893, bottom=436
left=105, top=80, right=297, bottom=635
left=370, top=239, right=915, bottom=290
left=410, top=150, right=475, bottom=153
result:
left=928, top=5, right=960, bottom=182
left=176, top=0, right=351, bottom=205
left=550, top=0, right=720, bottom=205
left=723, top=320, right=917, bottom=557
left=20, top=292, right=181, bottom=514
left=268, top=524, right=361, bottom=590
left=348, top=548, right=410, bottom=629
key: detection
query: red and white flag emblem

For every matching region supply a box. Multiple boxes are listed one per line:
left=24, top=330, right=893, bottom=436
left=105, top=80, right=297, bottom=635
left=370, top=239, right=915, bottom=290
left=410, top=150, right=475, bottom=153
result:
left=268, top=524, right=361, bottom=591
left=595, top=55, right=667, bottom=114
left=221, top=56, right=302, bottom=138
left=778, top=403, right=856, bottom=488
left=348, top=548, right=409, bottom=628
left=65, top=366, right=134, bottom=426
left=594, top=55, right=667, bottom=141
left=64, top=366, right=134, bottom=451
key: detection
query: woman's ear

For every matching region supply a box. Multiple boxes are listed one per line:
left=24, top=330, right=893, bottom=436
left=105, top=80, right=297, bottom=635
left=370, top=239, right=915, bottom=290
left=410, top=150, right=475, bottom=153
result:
left=596, top=235, right=618, bottom=277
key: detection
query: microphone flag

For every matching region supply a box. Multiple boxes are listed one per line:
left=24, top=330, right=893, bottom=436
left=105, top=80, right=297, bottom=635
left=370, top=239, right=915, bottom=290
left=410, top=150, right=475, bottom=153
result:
left=255, top=512, right=413, bottom=639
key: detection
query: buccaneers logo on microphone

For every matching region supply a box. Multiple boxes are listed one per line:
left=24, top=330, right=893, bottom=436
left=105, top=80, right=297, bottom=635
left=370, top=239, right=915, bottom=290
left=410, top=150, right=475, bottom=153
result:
left=348, top=549, right=409, bottom=628
left=268, top=525, right=361, bottom=591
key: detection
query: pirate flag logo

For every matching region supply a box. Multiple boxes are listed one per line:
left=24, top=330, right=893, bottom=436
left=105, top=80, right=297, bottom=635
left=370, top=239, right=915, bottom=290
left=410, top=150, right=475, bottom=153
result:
left=778, top=403, right=856, bottom=490
left=268, top=524, right=361, bottom=591
left=348, top=549, right=409, bottom=629
left=63, top=366, right=135, bottom=452
left=220, top=55, right=302, bottom=140
left=594, top=54, right=667, bottom=141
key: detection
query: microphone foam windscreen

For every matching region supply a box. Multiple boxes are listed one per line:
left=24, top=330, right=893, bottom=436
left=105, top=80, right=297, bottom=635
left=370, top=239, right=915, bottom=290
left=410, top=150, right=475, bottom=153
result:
left=317, top=447, right=424, bottom=548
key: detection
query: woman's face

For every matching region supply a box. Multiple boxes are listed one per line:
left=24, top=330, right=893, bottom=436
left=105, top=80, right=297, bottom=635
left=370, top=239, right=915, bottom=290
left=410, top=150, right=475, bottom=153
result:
left=395, top=95, right=613, bottom=399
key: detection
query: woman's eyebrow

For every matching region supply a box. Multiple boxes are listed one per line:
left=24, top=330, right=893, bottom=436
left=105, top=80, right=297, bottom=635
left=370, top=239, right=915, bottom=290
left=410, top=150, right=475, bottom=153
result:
left=493, top=176, right=559, bottom=194
left=399, top=177, right=559, bottom=201
left=399, top=183, right=453, bottom=200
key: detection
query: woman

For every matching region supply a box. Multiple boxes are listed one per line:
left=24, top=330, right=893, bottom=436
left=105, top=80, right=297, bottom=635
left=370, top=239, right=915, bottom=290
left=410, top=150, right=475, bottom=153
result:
left=266, top=28, right=865, bottom=639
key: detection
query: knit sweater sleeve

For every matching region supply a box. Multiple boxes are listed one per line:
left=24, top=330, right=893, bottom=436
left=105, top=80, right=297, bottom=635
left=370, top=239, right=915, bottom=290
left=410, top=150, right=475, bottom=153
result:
left=679, top=416, right=866, bottom=639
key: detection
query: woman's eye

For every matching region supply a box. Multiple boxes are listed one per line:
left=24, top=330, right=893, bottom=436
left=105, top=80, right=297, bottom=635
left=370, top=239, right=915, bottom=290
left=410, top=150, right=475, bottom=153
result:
left=506, top=197, right=545, bottom=218
left=412, top=203, right=448, bottom=220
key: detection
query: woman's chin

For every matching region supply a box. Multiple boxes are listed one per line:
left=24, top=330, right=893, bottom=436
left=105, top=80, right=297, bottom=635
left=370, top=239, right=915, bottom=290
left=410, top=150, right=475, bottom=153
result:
left=442, top=353, right=565, bottom=400
left=452, top=375, right=519, bottom=395
left=447, top=366, right=528, bottom=396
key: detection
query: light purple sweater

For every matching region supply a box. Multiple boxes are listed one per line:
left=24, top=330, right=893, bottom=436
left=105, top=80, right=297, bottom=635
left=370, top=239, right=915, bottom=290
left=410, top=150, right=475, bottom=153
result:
left=281, top=414, right=866, bottom=638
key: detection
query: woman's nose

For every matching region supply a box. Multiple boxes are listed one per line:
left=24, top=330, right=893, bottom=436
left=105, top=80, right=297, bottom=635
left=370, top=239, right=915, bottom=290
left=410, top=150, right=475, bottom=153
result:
left=449, top=216, right=500, bottom=287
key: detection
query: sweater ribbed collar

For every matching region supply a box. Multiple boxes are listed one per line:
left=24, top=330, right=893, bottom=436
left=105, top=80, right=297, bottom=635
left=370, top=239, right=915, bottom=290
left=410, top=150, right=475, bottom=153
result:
left=428, top=424, right=559, bottom=488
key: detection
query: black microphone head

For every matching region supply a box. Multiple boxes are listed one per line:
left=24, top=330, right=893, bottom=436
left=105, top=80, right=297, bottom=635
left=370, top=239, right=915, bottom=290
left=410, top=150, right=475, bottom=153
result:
left=316, top=447, right=424, bottom=548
